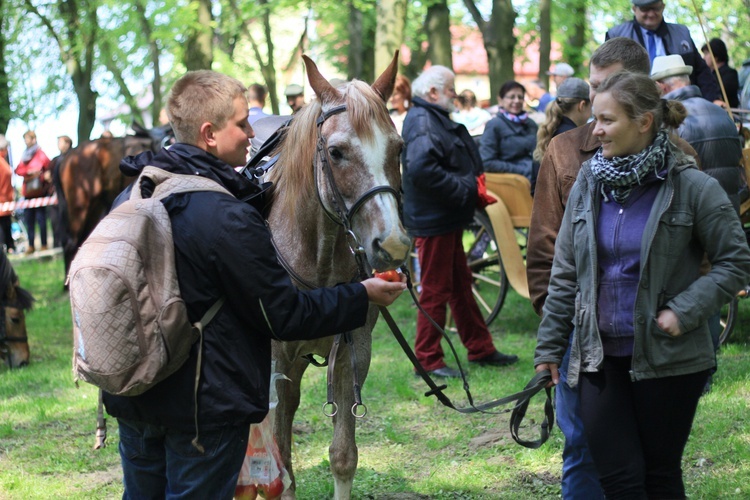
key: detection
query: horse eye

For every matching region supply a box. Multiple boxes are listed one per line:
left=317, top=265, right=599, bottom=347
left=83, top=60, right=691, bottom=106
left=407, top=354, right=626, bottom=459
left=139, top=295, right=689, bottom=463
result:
left=10, top=317, right=20, bottom=324
left=328, top=147, right=343, bottom=161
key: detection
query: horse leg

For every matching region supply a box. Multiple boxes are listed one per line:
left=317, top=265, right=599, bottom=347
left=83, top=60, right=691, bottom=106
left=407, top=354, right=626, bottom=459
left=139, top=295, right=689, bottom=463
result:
left=273, top=348, right=309, bottom=499
left=330, top=326, right=373, bottom=500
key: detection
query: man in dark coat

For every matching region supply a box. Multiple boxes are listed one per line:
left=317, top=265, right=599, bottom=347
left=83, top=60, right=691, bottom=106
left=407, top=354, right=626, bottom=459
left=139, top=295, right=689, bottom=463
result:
left=104, top=70, right=406, bottom=499
left=606, top=0, right=721, bottom=103
left=401, top=65, right=518, bottom=379
left=652, top=54, right=744, bottom=210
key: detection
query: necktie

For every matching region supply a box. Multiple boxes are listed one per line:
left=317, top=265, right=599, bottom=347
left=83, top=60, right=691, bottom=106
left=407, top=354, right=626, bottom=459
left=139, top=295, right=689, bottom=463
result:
left=646, top=31, right=657, bottom=64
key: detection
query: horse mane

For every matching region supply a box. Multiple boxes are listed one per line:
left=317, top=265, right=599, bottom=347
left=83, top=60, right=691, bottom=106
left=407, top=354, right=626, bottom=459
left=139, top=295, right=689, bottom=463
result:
left=11, top=286, right=35, bottom=311
left=0, top=253, right=34, bottom=310
left=267, top=80, right=393, bottom=220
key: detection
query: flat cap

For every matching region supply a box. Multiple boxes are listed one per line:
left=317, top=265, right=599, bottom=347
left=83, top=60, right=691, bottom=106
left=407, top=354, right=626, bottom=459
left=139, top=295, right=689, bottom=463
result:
left=284, top=84, right=304, bottom=97
left=556, top=77, right=590, bottom=100
left=547, top=63, right=574, bottom=77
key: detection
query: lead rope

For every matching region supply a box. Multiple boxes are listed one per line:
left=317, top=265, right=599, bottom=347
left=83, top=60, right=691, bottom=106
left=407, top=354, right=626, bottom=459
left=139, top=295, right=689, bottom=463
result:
left=377, top=265, right=554, bottom=448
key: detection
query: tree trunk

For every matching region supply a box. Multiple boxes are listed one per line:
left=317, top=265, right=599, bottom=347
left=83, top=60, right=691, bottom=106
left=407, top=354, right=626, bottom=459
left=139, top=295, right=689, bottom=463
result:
left=564, top=0, right=587, bottom=74
left=0, top=0, right=10, bottom=134
left=539, top=0, right=551, bottom=89
left=348, top=3, right=364, bottom=80
left=425, top=0, right=452, bottom=69
left=375, top=0, right=407, bottom=75
left=260, top=0, right=278, bottom=115
left=135, top=0, right=162, bottom=125
left=463, top=0, right=517, bottom=101
left=58, top=0, right=97, bottom=140
left=486, top=0, right=516, bottom=99
left=184, top=0, right=213, bottom=71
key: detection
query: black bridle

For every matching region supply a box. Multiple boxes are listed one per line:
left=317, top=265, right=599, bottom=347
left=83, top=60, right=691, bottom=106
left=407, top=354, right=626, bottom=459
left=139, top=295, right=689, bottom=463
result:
left=264, top=103, right=404, bottom=418
left=313, top=104, right=402, bottom=280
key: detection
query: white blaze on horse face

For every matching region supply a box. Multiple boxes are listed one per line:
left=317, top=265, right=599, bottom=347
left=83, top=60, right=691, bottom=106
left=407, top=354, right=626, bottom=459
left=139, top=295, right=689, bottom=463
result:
left=355, top=125, right=409, bottom=265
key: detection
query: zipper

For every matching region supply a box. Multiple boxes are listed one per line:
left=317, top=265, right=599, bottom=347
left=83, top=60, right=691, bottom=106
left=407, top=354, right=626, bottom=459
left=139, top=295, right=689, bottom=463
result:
left=632, top=172, right=675, bottom=382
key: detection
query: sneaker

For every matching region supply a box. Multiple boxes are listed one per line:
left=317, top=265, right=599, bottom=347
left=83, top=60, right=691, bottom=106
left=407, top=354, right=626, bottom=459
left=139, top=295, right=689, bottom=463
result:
left=470, top=350, right=518, bottom=367
left=422, top=366, right=462, bottom=378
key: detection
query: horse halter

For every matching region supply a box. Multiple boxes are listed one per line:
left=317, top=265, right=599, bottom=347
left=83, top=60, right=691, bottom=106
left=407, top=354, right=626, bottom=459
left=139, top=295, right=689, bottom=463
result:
left=314, top=104, right=402, bottom=279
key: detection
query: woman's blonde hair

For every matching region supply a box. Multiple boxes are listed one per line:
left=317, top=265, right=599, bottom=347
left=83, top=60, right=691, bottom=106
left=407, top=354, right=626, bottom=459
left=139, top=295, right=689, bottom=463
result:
left=166, top=70, right=247, bottom=144
left=533, top=98, right=588, bottom=162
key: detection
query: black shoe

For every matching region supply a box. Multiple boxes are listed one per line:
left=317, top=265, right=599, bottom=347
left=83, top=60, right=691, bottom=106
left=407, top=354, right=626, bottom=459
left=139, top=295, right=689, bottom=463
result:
left=470, top=351, right=518, bottom=367
left=424, top=366, right=462, bottom=378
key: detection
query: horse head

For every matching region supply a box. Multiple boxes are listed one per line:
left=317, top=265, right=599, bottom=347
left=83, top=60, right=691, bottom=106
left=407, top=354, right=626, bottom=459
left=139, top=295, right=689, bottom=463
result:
left=0, top=256, right=34, bottom=369
left=287, top=53, right=410, bottom=274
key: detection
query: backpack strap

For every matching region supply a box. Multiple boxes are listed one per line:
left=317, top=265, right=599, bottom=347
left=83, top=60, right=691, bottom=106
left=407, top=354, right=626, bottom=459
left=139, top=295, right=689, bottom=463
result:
left=131, top=166, right=233, bottom=201
left=93, top=389, right=107, bottom=450
left=91, top=299, right=225, bottom=452
left=190, top=297, right=226, bottom=453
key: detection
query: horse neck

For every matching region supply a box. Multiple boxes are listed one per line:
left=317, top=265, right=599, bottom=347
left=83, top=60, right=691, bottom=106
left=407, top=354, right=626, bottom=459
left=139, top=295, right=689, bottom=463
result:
left=267, top=192, right=357, bottom=287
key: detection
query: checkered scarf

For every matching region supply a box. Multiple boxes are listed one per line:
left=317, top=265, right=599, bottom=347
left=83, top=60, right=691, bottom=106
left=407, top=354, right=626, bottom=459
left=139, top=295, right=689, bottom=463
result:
left=590, top=130, right=669, bottom=204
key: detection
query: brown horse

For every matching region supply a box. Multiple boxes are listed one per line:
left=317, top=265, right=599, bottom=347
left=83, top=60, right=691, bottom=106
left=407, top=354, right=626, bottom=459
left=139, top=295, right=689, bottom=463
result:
left=266, top=55, right=410, bottom=499
left=0, top=252, right=35, bottom=369
left=54, top=125, right=172, bottom=279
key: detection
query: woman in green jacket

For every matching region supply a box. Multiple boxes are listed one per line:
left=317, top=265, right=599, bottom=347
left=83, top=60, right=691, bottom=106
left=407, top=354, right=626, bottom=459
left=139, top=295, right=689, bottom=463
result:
left=534, top=72, right=750, bottom=498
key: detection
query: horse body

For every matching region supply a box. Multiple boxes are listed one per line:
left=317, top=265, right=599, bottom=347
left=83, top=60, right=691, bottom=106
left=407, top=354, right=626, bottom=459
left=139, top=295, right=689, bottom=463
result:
left=266, top=55, right=409, bottom=499
left=0, top=253, right=34, bottom=369
left=55, top=127, right=171, bottom=279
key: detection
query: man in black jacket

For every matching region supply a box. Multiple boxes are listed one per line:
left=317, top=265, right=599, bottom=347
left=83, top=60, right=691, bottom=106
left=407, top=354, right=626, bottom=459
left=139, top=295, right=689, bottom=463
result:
left=606, top=0, right=721, bottom=103
left=401, top=65, right=518, bottom=379
left=105, top=70, right=406, bottom=499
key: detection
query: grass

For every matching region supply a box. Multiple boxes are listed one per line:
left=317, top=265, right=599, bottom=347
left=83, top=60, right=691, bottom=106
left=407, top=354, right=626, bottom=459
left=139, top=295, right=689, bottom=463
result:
left=1, top=255, right=749, bottom=498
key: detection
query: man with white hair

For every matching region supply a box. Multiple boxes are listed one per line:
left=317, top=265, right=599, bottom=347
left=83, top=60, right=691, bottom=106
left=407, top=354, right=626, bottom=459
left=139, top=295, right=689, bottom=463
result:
left=652, top=54, right=744, bottom=383
left=651, top=54, right=744, bottom=210
left=401, top=65, right=518, bottom=379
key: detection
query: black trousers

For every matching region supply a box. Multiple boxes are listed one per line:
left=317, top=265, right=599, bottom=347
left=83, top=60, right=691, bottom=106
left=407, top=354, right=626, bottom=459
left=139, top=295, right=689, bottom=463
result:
left=0, top=216, right=13, bottom=251
left=579, top=356, right=708, bottom=500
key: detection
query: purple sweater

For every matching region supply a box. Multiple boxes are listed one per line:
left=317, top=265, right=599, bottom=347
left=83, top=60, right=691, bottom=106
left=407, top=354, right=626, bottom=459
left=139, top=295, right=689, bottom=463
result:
left=596, top=174, right=664, bottom=356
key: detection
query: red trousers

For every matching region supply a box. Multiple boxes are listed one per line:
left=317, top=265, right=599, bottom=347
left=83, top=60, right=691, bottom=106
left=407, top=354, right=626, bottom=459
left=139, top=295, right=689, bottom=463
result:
left=414, top=230, right=496, bottom=371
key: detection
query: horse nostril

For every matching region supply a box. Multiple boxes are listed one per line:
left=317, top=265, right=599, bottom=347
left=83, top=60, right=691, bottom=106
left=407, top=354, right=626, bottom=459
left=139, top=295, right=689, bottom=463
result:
left=17, top=361, right=29, bottom=368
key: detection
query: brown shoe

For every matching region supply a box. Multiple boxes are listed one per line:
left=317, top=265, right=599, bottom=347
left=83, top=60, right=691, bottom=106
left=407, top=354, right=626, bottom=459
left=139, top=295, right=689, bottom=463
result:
left=40, top=245, right=49, bottom=251
left=24, top=247, right=35, bottom=255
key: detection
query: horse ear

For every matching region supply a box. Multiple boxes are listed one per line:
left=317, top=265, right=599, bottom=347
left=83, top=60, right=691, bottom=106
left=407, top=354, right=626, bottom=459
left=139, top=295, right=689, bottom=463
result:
left=372, top=51, right=399, bottom=102
left=303, top=55, right=340, bottom=104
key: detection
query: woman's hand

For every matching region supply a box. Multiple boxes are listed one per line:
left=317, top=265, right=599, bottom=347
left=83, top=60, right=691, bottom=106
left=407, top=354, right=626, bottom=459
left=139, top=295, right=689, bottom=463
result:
left=535, top=363, right=559, bottom=388
left=656, top=308, right=682, bottom=337
left=362, top=276, right=407, bottom=307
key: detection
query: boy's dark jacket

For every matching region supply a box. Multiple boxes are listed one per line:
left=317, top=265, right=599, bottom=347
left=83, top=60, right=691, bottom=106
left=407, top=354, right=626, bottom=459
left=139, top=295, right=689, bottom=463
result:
left=103, top=143, right=369, bottom=430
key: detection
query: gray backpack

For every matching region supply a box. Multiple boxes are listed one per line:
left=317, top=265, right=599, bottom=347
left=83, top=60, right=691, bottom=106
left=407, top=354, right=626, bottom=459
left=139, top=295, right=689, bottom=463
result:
left=69, top=166, right=228, bottom=397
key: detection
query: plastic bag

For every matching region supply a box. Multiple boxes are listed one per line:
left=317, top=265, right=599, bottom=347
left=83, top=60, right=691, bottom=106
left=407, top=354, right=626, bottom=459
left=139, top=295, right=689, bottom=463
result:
left=235, top=366, right=291, bottom=500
